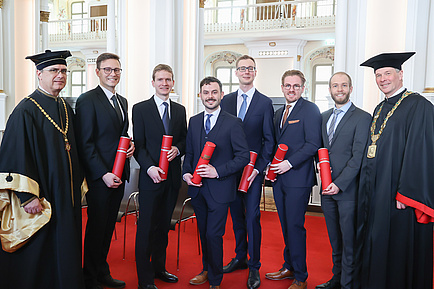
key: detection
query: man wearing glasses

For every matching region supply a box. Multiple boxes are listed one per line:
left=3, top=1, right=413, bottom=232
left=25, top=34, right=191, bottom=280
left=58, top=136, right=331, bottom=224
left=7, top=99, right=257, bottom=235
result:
left=265, top=70, right=321, bottom=289
left=75, top=52, right=135, bottom=289
left=0, top=50, right=86, bottom=289
left=221, top=55, right=274, bottom=289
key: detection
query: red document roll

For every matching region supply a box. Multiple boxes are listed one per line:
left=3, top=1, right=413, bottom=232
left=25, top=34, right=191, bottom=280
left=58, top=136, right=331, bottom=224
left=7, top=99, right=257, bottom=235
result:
left=159, top=135, right=173, bottom=180
left=112, top=136, right=131, bottom=178
left=266, top=144, right=288, bottom=181
left=238, top=151, right=258, bottom=193
left=191, top=141, right=216, bottom=185
left=318, top=148, right=332, bottom=190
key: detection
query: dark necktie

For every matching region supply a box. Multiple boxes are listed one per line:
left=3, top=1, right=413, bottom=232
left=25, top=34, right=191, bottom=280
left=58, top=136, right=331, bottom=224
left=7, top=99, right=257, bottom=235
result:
left=281, top=104, right=291, bottom=129
left=238, top=94, right=248, bottom=121
left=328, top=108, right=343, bottom=145
left=205, top=114, right=212, bottom=134
left=162, top=102, right=169, bottom=134
left=111, top=95, right=123, bottom=124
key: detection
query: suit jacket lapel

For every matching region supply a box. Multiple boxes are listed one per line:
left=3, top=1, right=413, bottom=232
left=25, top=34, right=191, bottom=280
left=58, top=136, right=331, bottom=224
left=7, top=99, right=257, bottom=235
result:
left=333, top=103, right=355, bottom=141
left=280, top=98, right=303, bottom=136
left=243, top=91, right=258, bottom=123
left=96, top=86, right=121, bottom=130
left=150, top=96, right=166, bottom=134
left=323, top=108, right=333, bottom=146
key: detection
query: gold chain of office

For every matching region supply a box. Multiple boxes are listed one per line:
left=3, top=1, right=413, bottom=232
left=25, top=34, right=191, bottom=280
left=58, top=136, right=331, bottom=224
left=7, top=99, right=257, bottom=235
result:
left=25, top=96, right=71, bottom=152
left=367, top=90, right=412, bottom=158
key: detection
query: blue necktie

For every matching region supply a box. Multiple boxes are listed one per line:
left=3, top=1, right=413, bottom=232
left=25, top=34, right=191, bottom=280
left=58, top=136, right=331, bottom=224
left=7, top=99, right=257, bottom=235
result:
left=162, top=102, right=169, bottom=134
left=238, top=94, right=248, bottom=121
left=205, top=114, right=212, bottom=134
left=328, top=108, right=342, bottom=145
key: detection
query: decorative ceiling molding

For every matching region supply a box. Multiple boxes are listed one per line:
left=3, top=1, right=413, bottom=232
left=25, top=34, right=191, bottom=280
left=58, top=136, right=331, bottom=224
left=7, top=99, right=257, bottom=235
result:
left=67, top=57, right=86, bottom=69
left=208, top=51, right=242, bottom=65
left=309, top=46, right=335, bottom=62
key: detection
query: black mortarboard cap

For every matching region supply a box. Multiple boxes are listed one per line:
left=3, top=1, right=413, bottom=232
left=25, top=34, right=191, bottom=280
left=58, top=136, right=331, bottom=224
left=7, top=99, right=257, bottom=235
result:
left=25, top=50, right=72, bottom=70
left=360, top=52, right=415, bottom=71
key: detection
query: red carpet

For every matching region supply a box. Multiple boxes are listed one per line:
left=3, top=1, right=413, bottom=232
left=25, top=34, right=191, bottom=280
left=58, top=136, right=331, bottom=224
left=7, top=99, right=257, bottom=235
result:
left=83, top=209, right=333, bottom=289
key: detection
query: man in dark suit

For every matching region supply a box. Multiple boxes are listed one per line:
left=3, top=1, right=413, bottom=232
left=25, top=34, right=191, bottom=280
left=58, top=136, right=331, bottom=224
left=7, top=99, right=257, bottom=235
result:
left=220, top=55, right=274, bottom=289
left=132, top=64, right=187, bottom=289
left=183, top=77, right=250, bottom=289
left=75, top=53, right=135, bottom=289
left=315, top=72, right=370, bottom=289
left=265, top=70, right=321, bottom=289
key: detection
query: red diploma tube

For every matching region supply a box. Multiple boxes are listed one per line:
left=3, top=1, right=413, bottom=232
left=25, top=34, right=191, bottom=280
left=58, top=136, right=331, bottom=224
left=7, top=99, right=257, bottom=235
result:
left=318, top=148, right=332, bottom=190
left=238, top=151, right=258, bottom=193
left=191, top=141, right=216, bottom=185
left=159, top=135, right=173, bottom=180
left=266, top=144, right=288, bottom=181
left=112, top=136, right=131, bottom=178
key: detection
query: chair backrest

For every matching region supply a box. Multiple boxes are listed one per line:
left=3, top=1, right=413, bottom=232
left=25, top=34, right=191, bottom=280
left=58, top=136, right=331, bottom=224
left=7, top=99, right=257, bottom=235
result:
left=170, top=182, right=194, bottom=230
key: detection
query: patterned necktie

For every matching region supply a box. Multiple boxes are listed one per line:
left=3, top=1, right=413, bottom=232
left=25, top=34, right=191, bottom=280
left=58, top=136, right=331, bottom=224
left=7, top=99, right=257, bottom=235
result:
left=111, top=95, right=123, bottom=124
left=162, top=102, right=170, bottom=134
left=328, top=108, right=343, bottom=145
left=238, top=94, right=248, bottom=121
left=205, top=114, right=212, bottom=134
left=281, top=104, right=292, bottom=129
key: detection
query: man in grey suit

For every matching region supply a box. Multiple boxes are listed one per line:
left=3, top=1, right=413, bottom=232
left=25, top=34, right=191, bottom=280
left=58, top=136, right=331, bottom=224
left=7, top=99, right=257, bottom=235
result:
left=315, top=72, right=370, bottom=289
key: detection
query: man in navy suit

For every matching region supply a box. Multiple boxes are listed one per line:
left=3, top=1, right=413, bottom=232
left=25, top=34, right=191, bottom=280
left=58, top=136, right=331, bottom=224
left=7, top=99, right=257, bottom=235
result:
left=265, top=70, right=321, bottom=289
left=132, top=64, right=187, bottom=289
left=315, top=72, right=370, bottom=289
left=220, top=55, right=274, bottom=289
left=75, top=53, right=135, bottom=289
left=183, top=77, right=250, bottom=289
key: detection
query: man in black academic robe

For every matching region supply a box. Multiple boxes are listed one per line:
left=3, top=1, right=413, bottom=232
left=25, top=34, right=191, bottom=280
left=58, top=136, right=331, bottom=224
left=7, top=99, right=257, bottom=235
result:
left=356, top=52, right=434, bottom=289
left=0, top=50, right=85, bottom=289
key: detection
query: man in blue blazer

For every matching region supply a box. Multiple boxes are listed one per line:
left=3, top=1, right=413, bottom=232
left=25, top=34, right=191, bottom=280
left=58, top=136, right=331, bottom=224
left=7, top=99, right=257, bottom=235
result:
left=220, top=55, right=274, bottom=289
left=75, top=53, right=134, bottom=289
left=183, top=77, right=250, bottom=289
left=265, top=70, right=321, bottom=289
left=315, top=72, right=370, bottom=289
left=132, top=64, right=187, bottom=289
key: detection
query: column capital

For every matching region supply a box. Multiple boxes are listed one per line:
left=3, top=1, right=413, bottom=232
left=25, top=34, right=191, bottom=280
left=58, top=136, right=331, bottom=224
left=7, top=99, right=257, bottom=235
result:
left=0, top=0, right=3, bottom=9
left=199, top=0, right=205, bottom=9
left=40, top=11, right=50, bottom=22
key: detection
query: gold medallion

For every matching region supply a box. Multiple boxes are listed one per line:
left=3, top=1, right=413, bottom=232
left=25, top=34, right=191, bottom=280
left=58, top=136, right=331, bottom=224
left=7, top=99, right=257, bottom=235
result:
left=367, top=144, right=377, bottom=158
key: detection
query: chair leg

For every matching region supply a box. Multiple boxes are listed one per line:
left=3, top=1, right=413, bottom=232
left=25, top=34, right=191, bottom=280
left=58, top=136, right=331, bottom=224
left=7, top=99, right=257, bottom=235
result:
left=177, top=221, right=181, bottom=270
left=262, top=183, right=266, bottom=211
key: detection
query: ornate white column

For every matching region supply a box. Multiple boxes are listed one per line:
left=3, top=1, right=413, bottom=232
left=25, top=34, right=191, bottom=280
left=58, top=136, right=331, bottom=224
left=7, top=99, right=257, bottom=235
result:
left=423, top=1, right=434, bottom=103
left=107, top=0, right=116, bottom=53
left=334, top=0, right=348, bottom=72
left=40, top=0, right=49, bottom=51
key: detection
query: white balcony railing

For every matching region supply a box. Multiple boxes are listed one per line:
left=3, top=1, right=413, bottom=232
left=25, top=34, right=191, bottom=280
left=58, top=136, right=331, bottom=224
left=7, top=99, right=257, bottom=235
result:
left=48, top=16, right=108, bottom=43
left=204, top=0, right=335, bottom=33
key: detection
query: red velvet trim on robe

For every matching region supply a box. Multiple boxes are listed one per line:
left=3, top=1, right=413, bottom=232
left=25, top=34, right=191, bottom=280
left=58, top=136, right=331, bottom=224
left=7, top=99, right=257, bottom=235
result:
left=396, top=192, right=434, bottom=224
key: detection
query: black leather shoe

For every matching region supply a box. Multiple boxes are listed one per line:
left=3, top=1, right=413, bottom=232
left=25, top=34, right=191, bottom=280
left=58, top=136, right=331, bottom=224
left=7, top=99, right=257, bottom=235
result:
left=247, top=269, right=261, bottom=289
left=98, top=275, right=126, bottom=289
left=154, top=271, right=178, bottom=283
left=223, top=258, right=248, bottom=273
left=138, top=285, right=158, bottom=289
left=315, top=278, right=340, bottom=289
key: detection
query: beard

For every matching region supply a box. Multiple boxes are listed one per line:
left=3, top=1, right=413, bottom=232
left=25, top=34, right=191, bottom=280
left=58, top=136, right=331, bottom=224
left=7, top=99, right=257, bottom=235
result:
left=331, top=92, right=350, bottom=105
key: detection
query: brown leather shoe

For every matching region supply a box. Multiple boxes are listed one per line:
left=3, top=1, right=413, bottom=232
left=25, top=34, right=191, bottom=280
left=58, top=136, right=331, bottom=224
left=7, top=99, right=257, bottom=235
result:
left=265, top=268, right=295, bottom=280
left=189, top=271, right=208, bottom=285
left=209, top=286, right=220, bottom=289
left=288, top=279, right=307, bottom=289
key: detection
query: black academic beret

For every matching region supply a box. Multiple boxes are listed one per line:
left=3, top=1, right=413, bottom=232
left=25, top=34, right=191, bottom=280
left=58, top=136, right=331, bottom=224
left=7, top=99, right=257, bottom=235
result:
left=360, top=52, right=415, bottom=71
left=25, top=50, right=72, bottom=70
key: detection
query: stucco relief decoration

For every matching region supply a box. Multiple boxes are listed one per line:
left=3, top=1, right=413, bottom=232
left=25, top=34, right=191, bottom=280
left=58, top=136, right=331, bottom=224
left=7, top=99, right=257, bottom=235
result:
left=199, top=0, right=205, bottom=9
left=0, top=0, right=3, bottom=9
left=309, top=47, right=335, bottom=61
left=67, top=57, right=86, bottom=69
left=209, top=51, right=242, bottom=65
left=40, top=11, right=50, bottom=23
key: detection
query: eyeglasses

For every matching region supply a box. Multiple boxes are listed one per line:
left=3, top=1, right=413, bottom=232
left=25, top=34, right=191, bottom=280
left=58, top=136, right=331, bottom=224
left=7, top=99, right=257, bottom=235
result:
left=236, top=66, right=256, bottom=72
left=43, top=68, right=70, bottom=75
left=99, top=67, right=122, bottom=75
left=283, top=84, right=302, bottom=91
